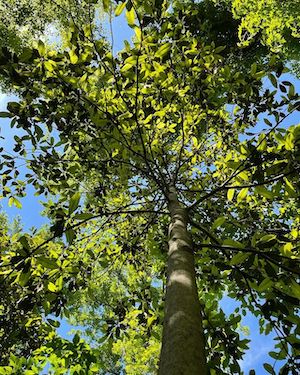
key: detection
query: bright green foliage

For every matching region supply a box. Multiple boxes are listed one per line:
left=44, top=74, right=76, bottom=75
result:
left=0, top=0, right=104, bottom=53
left=0, top=212, right=103, bottom=373
left=0, top=1, right=300, bottom=373
left=231, top=0, right=300, bottom=52
left=68, top=255, right=163, bottom=374
left=212, top=0, right=300, bottom=59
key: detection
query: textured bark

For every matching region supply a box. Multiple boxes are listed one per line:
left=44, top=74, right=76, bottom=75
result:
left=159, top=187, right=207, bottom=375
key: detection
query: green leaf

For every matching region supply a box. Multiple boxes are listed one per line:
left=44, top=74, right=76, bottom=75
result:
left=288, top=84, right=295, bottom=98
left=264, top=118, right=272, bottom=126
left=284, top=177, right=297, bottom=197
left=90, top=363, right=101, bottom=372
left=268, top=74, right=277, bottom=88
left=237, top=187, right=248, bottom=202
left=48, top=282, right=58, bottom=293
left=36, top=256, right=59, bottom=269
left=223, top=238, right=244, bottom=248
left=215, top=45, right=226, bottom=53
left=18, top=235, right=30, bottom=250
left=155, top=43, right=171, bottom=58
left=255, top=186, right=273, bottom=199
left=257, top=277, right=273, bottom=292
left=44, top=60, right=56, bottom=72
left=65, top=228, right=75, bottom=245
left=69, top=50, right=79, bottom=64
left=120, top=63, right=133, bottom=73
left=227, top=188, right=235, bottom=201
left=38, top=40, right=45, bottom=56
left=290, top=280, right=300, bottom=299
left=229, top=252, right=249, bottom=266
left=212, top=216, right=226, bottom=230
left=8, top=197, right=22, bottom=209
left=257, top=234, right=276, bottom=244
left=47, top=318, right=61, bottom=327
left=251, top=63, right=257, bottom=75
left=19, top=272, right=31, bottom=286
left=55, top=276, right=63, bottom=291
left=73, top=333, right=80, bottom=345
left=74, top=213, right=94, bottom=220
left=115, top=1, right=127, bottom=16
left=0, top=367, right=13, bottom=374
left=0, top=112, right=13, bottom=118
left=263, top=363, right=275, bottom=374
left=126, top=8, right=135, bottom=26
left=69, top=192, right=81, bottom=214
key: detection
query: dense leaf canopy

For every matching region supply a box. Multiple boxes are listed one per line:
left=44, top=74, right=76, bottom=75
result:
left=0, top=1, right=300, bottom=374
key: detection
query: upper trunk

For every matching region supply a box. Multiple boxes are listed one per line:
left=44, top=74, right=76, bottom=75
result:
left=159, top=186, right=207, bottom=375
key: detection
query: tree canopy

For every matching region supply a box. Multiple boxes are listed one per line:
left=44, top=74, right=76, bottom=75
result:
left=0, top=1, right=300, bottom=374
left=0, top=0, right=104, bottom=53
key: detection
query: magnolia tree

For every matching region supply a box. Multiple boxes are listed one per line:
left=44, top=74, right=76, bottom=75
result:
left=0, top=0, right=300, bottom=374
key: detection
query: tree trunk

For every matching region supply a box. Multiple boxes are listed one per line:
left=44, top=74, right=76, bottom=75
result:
left=159, top=186, right=207, bottom=375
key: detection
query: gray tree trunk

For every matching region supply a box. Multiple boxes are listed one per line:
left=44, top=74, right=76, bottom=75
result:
left=159, top=186, right=207, bottom=375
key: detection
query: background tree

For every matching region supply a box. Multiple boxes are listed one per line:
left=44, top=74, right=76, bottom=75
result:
left=210, top=0, right=300, bottom=74
left=0, top=0, right=300, bottom=374
left=0, top=0, right=104, bottom=53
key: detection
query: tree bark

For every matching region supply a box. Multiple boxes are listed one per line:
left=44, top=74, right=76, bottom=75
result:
left=159, top=186, right=207, bottom=375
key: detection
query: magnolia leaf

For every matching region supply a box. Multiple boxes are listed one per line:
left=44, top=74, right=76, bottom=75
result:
left=223, top=238, right=244, bottom=248
left=18, top=235, right=30, bottom=250
left=73, top=333, right=80, bottom=345
left=155, top=43, right=171, bottom=58
left=212, top=216, right=226, bottom=230
left=268, top=73, right=277, bottom=88
left=47, top=282, right=58, bottom=293
left=257, top=234, right=276, bottom=243
left=8, top=197, right=22, bottom=209
left=36, top=256, right=59, bottom=269
left=126, top=8, right=135, bottom=26
left=65, top=228, right=75, bottom=245
left=255, top=186, right=273, bottom=199
left=0, top=112, right=13, bottom=118
left=257, top=278, right=273, bottom=292
left=115, top=1, right=126, bottom=16
left=19, top=272, right=31, bottom=286
left=229, top=252, right=249, bottom=266
left=263, top=363, right=275, bottom=374
left=47, top=318, right=61, bottom=328
left=69, top=50, right=79, bottom=64
left=227, top=188, right=235, bottom=201
left=55, top=276, right=63, bottom=291
left=237, top=188, right=248, bottom=202
left=74, top=213, right=94, bottom=220
left=69, top=192, right=81, bottom=214
left=37, top=40, right=45, bottom=56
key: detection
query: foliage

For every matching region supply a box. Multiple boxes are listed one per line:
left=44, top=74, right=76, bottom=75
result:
left=231, top=0, right=300, bottom=52
left=0, top=0, right=300, bottom=373
left=211, top=0, right=300, bottom=73
left=0, top=0, right=104, bottom=53
left=0, top=211, right=101, bottom=374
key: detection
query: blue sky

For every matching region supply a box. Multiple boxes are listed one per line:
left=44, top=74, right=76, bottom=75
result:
left=1, top=12, right=300, bottom=374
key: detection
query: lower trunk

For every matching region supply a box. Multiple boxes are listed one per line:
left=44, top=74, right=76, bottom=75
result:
left=159, top=187, right=207, bottom=375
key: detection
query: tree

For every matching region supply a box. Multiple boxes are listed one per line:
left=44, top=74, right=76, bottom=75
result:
left=0, top=0, right=105, bottom=53
left=211, top=0, right=300, bottom=74
left=0, top=0, right=300, bottom=374
left=220, top=0, right=300, bottom=53
left=0, top=210, right=107, bottom=374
